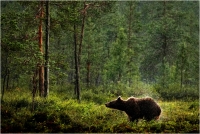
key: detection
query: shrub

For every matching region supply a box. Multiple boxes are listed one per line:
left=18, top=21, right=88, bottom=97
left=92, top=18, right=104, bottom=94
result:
left=81, top=89, right=110, bottom=104
left=154, top=83, right=199, bottom=100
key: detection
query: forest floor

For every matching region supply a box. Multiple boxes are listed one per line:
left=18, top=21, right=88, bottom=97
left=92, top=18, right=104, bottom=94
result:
left=1, top=87, right=199, bottom=133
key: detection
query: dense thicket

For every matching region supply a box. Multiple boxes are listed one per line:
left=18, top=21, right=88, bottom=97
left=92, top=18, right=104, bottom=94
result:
left=1, top=1, right=199, bottom=100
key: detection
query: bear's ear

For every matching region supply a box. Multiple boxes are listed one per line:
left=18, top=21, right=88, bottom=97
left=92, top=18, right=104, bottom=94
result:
left=117, top=96, right=121, bottom=100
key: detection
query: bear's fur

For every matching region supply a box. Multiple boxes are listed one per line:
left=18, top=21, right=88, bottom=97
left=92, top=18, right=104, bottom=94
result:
left=105, top=96, right=161, bottom=122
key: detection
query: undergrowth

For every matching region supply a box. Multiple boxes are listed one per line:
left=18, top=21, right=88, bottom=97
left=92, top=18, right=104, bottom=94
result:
left=1, top=86, right=199, bottom=133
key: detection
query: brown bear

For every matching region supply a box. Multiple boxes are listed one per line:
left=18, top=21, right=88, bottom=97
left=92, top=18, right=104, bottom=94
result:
left=105, top=96, right=161, bottom=122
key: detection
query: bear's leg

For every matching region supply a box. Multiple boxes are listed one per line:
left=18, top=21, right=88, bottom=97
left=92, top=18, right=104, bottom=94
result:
left=145, top=115, right=157, bottom=121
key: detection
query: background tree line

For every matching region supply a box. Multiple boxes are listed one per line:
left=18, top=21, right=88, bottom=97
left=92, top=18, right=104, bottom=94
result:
left=1, top=1, right=199, bottom=101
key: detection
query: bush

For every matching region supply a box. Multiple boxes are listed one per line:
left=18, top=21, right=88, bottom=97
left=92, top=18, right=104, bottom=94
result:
left=154, top=83, right=199, bottom=100
left=81, top=89, right=110, bottom=104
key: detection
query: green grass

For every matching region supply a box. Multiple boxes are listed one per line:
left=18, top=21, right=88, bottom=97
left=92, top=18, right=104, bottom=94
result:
left=1, top=87, right=199, bottom=133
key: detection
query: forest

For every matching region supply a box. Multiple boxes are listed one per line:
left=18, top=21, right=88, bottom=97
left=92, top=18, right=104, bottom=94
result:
left=1, top=1, right=199, bottom=133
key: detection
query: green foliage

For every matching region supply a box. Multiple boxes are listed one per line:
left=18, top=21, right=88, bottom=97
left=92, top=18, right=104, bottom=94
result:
left=1, top=1, right=198, bottom=93
left=81, top=89, right=109, bottom=104
left=1, top=88, right=199, bottom=133
left=154, top=83, right=199, bottom=100
left=140, top=1, right=198, bottom=89
left=1, top=1, right=199, bottom=132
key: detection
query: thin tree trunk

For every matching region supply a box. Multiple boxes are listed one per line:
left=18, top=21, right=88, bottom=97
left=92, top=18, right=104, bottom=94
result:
left=6, top=69, right=10, bottom=90
left=77, top=2, right=87, bottom=90
left=86, top=37, right=91, bottom=87
left=74, top=23, right=80, bottom=102
left=38, top=1, right=44, bottom=97
left=180, top=63, right=183, bottom=90
left=1, top=52, right=9, bottom=101
left=161, top=0, right=167, bottom=88
left=78, top=2, right=86, bottom=63
left=180, top=45, right=184, bottom=90
left=44, top=0, right=50, bottom=97
left=73, top=2, right=88, bottom=101
left=32, top=67, right=39, bottom=112
left=2, top=70, right=8, bottom=101
left=74, top=2, right=87, bottom=101
left=73, top=23, right=77, bottom=95
left=86, top=60, right=91, bottom=87
left=2, top=74, right=6, bottom=101
left=95, top=72, right=100, bottom=86
left=127, top=2, right=133, bottom=87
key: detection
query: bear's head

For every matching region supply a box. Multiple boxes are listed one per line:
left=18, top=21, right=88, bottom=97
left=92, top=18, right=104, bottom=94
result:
left=105, top=96, right=125, bottom=111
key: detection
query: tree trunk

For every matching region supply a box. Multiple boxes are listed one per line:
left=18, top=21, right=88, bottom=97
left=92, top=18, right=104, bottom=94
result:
left=2, top=74, right=6, bottom=101
left=38, top=1, right=44, bottom=97
left=95, top=72, right=100, bottom=86
left=180, top=61, right=183, bottom=90
left=161, top=0, right=167, bottom=88
left=6, top=69, right=10, bottom=90
left=32, top=67, right=39, bottom=112
left=74, top=23, right=80, bottom=102
left=86, top=60, right=91, bottom=87
left=44, top=0, right=50, bottom=97
left=74, top=2, right=87, bottom=101
left=86, top=35, right=91, bottom=87
left=78, top=2, right=86, bottom=63
left=127, top=2, right=133, bottom=87
left=1, top=52, right=9, bottom=101
left=180, top=44, right=185, bottom=90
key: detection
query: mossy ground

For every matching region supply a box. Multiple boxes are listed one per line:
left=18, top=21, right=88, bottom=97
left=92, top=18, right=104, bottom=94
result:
left=1, top=87, right=199, bottom=133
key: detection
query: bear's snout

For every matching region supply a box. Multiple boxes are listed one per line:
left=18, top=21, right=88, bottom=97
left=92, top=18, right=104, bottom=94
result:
left=105, top=103, right=108, bottom=107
